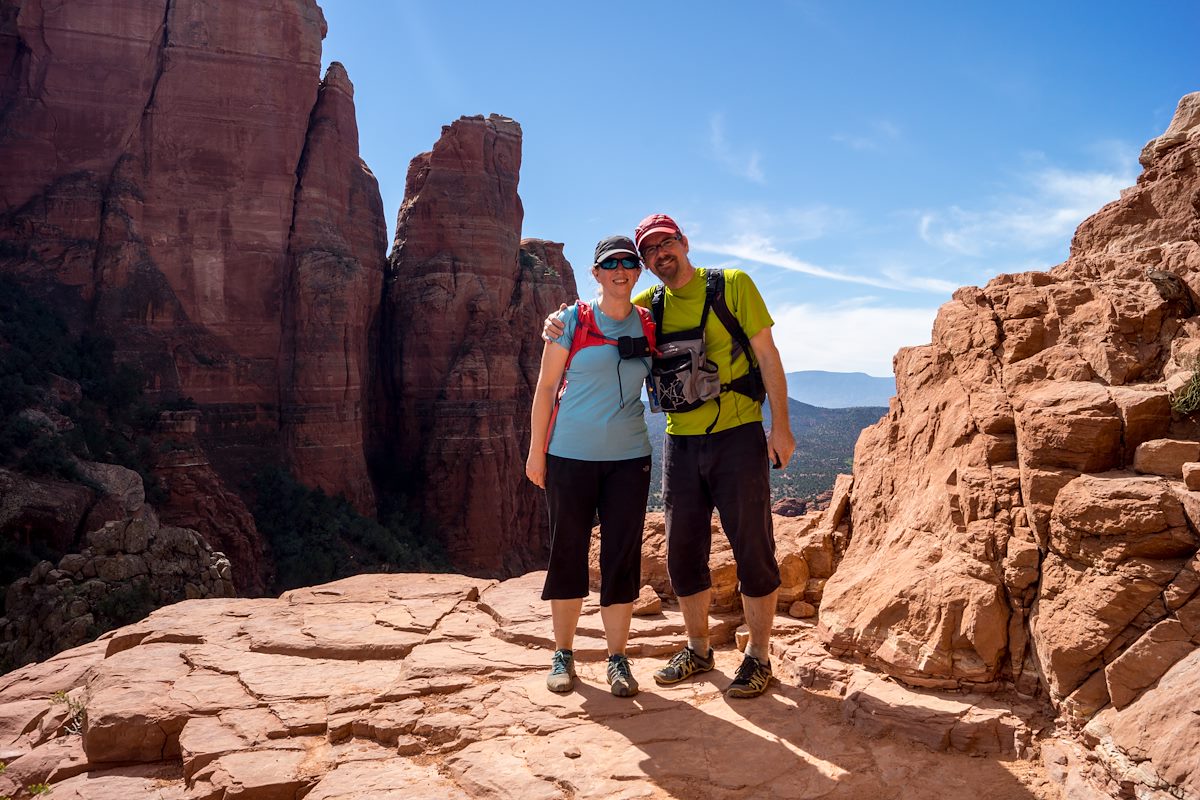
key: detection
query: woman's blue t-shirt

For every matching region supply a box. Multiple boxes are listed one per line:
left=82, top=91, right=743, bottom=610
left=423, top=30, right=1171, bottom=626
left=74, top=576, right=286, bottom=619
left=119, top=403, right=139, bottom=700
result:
left=548, top=302, right=652, bottom=461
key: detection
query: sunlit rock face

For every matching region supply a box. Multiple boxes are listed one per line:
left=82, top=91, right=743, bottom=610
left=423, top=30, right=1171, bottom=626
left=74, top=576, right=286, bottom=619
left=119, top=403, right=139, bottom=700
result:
left=819, top=91, right=1200, bottom=798
left=0, top=0, right=384, bottom=513
left=374, top=114, right=577, bottom=576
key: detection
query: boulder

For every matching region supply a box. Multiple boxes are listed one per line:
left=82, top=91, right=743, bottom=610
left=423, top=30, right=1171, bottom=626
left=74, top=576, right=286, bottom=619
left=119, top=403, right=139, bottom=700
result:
left=1133, top=439, right=1200, bottom=478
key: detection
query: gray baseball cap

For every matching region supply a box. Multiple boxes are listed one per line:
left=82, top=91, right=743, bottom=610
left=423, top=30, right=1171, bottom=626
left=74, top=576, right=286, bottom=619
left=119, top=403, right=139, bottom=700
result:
left=593, top=235, right=638, bottom=265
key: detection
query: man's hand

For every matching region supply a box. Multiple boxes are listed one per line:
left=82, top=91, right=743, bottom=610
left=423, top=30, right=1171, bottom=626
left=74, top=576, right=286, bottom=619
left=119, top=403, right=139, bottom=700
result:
left=766, top=425, right=795, bottom=469
left=542, top=303, right=568, bottom=342
left=749, top=325, right=796, bottom=469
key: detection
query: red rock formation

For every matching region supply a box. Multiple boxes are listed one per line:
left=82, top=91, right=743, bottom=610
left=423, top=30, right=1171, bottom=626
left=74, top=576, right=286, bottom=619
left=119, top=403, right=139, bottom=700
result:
left=150, top=411, right=271, bottom=595
left=280, top=61, right=386, bottom=512
left=374, top=115, right=577, bottom=575
left=819, top=93, right=1200, bottom=796
left=0, top=0, right=382, bottom=514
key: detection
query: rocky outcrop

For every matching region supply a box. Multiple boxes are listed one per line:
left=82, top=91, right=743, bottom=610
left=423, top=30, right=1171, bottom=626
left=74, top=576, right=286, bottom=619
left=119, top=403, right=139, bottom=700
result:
left=0, top=509, right=235, bottom=671
left=0, top=0, right=384, bottom=513
left=819, top=93, right=1200, bottom=797
left=1, top=461, right=155, bottom=577
left=150, top=411, right=270, bottom=596
left=374, top=116, right=577, bottom=575
left=0, top=573, right=1061, bottom=800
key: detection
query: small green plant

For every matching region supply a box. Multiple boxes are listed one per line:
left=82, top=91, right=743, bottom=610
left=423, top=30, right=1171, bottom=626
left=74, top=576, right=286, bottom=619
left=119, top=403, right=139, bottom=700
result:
left=28, top=784, right=51, bottom=795
left=49, top=690, right=87, bottom=736
left=1171, top=356, right=1200, bottom=415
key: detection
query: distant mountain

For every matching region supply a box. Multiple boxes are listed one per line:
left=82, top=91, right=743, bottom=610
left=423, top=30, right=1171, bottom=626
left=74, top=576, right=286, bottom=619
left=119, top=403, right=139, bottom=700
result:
left=644, top=398, right=886, bottom=509
left=785, top=371, right=895, bottom=408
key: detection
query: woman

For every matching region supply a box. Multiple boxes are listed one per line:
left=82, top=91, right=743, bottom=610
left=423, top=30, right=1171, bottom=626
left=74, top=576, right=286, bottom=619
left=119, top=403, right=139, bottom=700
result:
left=526, top=234, right=654, bottom=698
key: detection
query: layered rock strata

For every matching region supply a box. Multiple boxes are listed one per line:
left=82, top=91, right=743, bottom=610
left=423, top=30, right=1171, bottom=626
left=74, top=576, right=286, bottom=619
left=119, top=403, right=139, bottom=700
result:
left=819, top=93, right=1200, bottom=798
left=0, top=0, right=384, bottom=512
left=375, top=115, right=577, bottom=575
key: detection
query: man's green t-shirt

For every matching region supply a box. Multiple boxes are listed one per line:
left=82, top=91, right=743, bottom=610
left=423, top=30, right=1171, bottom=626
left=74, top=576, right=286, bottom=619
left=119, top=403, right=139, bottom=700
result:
left=633, top=268, right=773, bottom=436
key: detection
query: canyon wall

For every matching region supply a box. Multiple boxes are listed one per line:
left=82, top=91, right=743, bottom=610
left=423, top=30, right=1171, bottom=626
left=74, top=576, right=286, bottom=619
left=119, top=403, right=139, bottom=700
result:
left=0, top=0, right=383, bottom=513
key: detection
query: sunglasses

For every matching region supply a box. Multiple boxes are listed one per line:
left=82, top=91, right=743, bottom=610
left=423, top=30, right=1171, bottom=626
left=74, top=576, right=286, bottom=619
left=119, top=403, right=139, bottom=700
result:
left=639, top=232, right=681, bottom=260
left=597, top=256, right=642, bottom=270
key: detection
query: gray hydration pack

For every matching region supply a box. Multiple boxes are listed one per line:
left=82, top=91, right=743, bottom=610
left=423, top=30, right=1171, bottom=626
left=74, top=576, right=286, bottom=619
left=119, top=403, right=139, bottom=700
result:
left=647, top=270, right=765, bottom=428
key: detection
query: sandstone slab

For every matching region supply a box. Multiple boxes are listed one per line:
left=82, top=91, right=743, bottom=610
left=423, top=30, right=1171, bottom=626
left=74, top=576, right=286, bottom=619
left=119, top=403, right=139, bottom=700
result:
left=1134, top=438, right=1200, bottom=478
left=0, top=572, right=1064, bottom=799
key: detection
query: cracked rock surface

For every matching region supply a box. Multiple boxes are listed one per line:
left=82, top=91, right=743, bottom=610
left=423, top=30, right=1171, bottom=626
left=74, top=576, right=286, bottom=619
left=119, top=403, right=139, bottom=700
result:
left=0, top=572, right=1063, bottom=799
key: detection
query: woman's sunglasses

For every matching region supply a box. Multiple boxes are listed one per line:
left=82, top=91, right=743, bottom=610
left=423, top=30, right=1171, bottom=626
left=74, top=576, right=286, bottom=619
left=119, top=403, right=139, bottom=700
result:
left=597, top=256, right=641, bottom=270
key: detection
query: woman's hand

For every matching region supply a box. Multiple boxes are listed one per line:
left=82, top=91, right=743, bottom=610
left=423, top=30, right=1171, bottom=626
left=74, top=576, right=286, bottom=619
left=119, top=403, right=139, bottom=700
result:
left=526, top=450, right=547, bottom=488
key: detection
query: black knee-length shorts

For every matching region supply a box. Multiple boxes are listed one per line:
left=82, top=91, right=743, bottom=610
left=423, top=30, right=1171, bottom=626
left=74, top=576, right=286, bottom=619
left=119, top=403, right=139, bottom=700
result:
left=663, top=422, right=781, bottom=598
left=541, top=453, right=651, bottom=606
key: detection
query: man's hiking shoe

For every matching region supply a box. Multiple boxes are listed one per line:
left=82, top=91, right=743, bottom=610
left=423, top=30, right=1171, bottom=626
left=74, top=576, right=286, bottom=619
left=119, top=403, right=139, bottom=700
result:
left=652, top=646, right=715, bottom=686
left=726, top=654, right=772, bottom=698
left=606, top=654, right=639, bottom=697
left=546, top=649, right=575, bottom=693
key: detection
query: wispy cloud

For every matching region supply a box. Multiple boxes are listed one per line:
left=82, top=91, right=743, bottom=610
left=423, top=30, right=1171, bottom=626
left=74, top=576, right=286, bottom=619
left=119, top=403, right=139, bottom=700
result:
left=918, top=163, right=1135, bottom=256
left=770, top=302, right=938, bottom=376
left=832, top=119, right=902, bottom=152
left=709, top=114, right=765, bottom=183
left=695, top=235, right=894, bottom=289
left=693, top=234, right=955, bottom=294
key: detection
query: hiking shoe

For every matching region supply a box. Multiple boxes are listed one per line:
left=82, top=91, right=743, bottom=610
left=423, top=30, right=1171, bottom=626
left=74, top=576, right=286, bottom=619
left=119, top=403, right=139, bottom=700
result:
left=652, top=646, right=715, bottom=686
left=546, top=649, right=575, bottom=693
left=606, top=654, right=639, bottom=697
left=726, top=654, right=773, bottom=698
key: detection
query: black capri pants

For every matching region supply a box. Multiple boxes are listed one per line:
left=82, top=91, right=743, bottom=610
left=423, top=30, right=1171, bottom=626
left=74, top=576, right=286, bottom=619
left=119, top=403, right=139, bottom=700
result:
left=541, top=453, right=651, bottom=606
left=663, top=422, right=781, bottom=598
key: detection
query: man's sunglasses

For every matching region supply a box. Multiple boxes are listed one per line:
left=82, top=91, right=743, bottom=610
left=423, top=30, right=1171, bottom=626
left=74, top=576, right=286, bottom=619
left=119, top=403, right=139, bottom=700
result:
left=597, top=256, right=642, bottom=270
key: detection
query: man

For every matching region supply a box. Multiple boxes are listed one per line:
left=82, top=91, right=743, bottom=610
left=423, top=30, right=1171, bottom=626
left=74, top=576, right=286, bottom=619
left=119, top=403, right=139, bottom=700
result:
left=543, top=213, right=794, bottom=698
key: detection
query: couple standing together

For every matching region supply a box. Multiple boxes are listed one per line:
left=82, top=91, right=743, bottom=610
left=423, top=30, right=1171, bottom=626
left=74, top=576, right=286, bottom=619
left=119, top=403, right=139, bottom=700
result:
left=526, top=213, right=794, bottom=699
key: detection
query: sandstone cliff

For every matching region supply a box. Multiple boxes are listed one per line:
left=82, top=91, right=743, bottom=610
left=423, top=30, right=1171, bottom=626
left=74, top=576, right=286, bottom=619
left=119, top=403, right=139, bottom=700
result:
left=820, top=93, right=1200, bottom=798
left=374, top=115, right=578, bottom=575
left=0, top=0, right=383, bottom=513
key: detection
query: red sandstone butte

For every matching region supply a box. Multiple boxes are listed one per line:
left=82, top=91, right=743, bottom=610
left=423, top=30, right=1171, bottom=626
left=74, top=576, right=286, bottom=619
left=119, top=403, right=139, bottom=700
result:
left=374, top=115, right=577, bottom=575
left=0, top=0, right=382, bottom=514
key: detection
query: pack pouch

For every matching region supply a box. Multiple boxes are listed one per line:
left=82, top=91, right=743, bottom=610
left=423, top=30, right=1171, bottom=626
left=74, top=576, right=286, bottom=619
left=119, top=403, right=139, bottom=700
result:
left=648, top=330, right=720, bottom=412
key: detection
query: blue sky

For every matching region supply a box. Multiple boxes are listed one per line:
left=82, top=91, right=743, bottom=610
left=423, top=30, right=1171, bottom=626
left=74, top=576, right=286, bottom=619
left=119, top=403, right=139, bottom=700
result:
left=320, top=1, right=1198, bottom=376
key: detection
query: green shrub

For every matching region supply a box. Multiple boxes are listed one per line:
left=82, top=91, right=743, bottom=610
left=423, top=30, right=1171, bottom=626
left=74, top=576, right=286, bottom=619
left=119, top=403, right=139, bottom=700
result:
left=1171, top=356, right=1200, bottom=416
left=251, top=467, right=447, bottom=593
left=92, top=579, right=156, bottom=630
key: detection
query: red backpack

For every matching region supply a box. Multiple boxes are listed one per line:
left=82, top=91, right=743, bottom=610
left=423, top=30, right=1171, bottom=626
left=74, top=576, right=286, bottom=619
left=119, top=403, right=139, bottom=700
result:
left=544, top=301, right=657, bottom=452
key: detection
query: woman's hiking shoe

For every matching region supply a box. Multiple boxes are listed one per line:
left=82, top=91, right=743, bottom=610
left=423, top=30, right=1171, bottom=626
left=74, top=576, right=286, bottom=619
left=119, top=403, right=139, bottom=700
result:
left=726, top=654, right=772, bottom=698
left=546, top=649, right=575, bottom=693
left=652, top=646, right=715, bottom=685
left=606, top=654, right=639, bottom=697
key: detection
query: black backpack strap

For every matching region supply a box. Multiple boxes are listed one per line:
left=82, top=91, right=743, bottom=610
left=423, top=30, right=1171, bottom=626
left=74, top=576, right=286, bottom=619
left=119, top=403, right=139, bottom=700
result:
left=650, top=284, right=665, bottom=330
left=707, top=270, right=756, bottom=366
left=707, top=269, right=767, bottom=403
